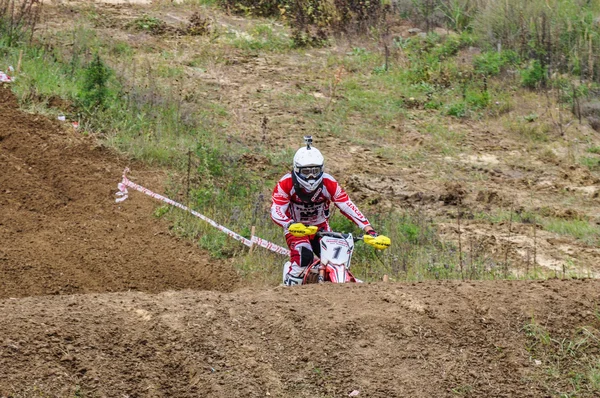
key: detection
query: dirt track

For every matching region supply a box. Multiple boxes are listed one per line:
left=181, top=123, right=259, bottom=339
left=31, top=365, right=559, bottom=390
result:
left=2, top=84, right=600, bottom=397
left=2, top=280, right=599, bottom=397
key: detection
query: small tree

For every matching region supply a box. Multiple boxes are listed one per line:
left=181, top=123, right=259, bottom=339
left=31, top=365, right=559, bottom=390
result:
left=80, top=53, right=111, bottom=109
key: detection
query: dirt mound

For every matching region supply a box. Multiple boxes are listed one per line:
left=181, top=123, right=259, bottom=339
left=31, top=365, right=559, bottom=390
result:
left=0, top=85, right=239, bottom=298
left=1, top=279, right=598, bottom=397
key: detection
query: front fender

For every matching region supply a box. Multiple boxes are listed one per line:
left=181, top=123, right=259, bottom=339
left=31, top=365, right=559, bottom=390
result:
left=325, top=264, right=358, bottom=283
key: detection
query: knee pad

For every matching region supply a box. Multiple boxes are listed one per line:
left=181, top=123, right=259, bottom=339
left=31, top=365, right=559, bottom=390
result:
left=300, top=246, right=314, bottom=268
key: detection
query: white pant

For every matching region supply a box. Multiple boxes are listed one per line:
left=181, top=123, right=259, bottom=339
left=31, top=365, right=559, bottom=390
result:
left=282, top=261, right=306, bottom=286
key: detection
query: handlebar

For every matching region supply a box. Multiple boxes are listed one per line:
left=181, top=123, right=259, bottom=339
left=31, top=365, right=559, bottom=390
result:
left=316, top=230, right=390, bottom=250
left=316, top=231, right=364, bottom=242
left=289, top=224, right=389, bottom=249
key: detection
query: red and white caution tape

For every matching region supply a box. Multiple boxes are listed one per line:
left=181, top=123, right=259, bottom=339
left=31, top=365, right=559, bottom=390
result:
left=58, top=115, right=80, bottom=129
left=116, top=168, right=289, bottom=256
left=116, top=168, right=252, bottom=247
left=0, top=70, right=13, bottom=82
left=251, top=235, right=290, bottom=256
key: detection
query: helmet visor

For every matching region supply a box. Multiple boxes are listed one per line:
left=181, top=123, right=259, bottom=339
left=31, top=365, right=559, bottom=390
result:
left=298, top=166, right=322, bottom=179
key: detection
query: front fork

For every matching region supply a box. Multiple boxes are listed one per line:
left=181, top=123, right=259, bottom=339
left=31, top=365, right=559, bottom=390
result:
left=318, top=269, right=325, bottom=283
left=302, top=258, right=325, bottom=284
left=317, top=259, right=325, bottom=283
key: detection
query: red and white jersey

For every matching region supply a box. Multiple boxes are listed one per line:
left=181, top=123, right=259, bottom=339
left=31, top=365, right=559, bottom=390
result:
left=271, top=173, right=370, bottom=230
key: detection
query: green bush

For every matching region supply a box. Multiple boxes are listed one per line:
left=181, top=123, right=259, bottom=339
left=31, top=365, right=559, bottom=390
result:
left=433, top=33, right=463, bottom=59
left=473, top=0, right=600, bottom=83
left=401, top=32, right=474, bottom=86
left=219, top=0, right=385, bottom=46
left=473, top=50, right=520, bottom=77
left=521, top=60, right=547, bottom=89
left=466, top=89, right=489, bottom=109
left=398, top=221, right=420, bottom=244
left=80, top=53, right=111, bottom=109
left=446, top=102, right=467, bottom=118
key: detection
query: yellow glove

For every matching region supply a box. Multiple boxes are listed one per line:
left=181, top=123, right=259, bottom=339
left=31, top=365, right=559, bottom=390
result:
left=287, top=223, right=319, bottom=237
left=364, top=234, right=391, bottom=250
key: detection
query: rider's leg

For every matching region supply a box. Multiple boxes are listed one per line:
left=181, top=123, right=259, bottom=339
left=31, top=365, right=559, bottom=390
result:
left=283, top=234, right=314, bottom=286
left=282, top=222, right=330, bottom=286
left=282, top=261, right=291, bottom=284
left=282, top=260, right=308, bottom=286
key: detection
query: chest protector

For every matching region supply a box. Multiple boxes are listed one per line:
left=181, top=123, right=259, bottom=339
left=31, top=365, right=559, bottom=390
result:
left=290, top=173, right=329, bottom=225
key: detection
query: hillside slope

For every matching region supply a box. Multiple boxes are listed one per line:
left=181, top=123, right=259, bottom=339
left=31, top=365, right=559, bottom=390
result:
left=11, top=0, right=600, bottom=278
left=0, top=85, right=238, bottom=297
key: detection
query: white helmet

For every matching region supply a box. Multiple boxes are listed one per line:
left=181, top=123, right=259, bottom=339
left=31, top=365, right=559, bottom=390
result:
left=293, top=138, right=324, bottom=193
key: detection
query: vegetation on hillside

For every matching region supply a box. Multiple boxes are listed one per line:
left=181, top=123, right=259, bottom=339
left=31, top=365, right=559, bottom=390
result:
left=220, top=0, right=600, bottom=87
left=1, top=0, right=600, bottom=285
left=525, top=313, right=600, bottom=397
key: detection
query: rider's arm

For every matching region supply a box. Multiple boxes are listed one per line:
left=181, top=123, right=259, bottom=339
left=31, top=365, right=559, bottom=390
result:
left=270, top=175, right=294, bottom=229
left=363, top=225, right=376, bottom=234
left=323, top=175, right=371, bottom=230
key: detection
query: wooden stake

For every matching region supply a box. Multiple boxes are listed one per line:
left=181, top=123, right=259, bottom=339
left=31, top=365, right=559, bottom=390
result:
left=186, top=149, right=191, bottom=205
left=504, top=204, right=513, bottom=278
left=249, top=226, right=256, bottom=253
left=457, top=207, right=463, bottom=280
left=16, top=49, right=23, bottom=73
left=533, top=223, right=537, bottom=275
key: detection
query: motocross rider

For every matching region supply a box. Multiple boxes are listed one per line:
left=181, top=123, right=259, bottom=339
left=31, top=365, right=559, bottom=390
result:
left=271, top=137, right=379, bottom=286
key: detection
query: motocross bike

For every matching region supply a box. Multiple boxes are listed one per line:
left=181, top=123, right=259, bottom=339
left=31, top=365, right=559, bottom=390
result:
left=287, top=225, right=391, bottom=284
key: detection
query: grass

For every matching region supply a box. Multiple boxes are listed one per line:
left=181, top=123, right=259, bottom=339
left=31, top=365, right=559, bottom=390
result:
left=266, top=31, right=527, bottom=144
left=579, top=156, right=600, bottom=171
left=233, top=207, right=524, bottom=284
left=544, top=219, right=600, bottom=246
left=504, top=117, right=552, bottom=143
left=474, top=208, right=538, bottom=225
left=475, top=209, right=600, bottom=246
left=524, top=316, right=600, bottom=397
left=4, top=23, right=240, bottom=167
left=423, top=122, right=465, bottom=155
left=587, top=146, right=600, bottom=155
left=155, top=187, right=528, bottom=284
left=224, top=22, right=292, bottom=52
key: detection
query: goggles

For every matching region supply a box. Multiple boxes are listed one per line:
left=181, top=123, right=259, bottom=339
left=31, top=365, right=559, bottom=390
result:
left=298, top=166, right=322, bottom=179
